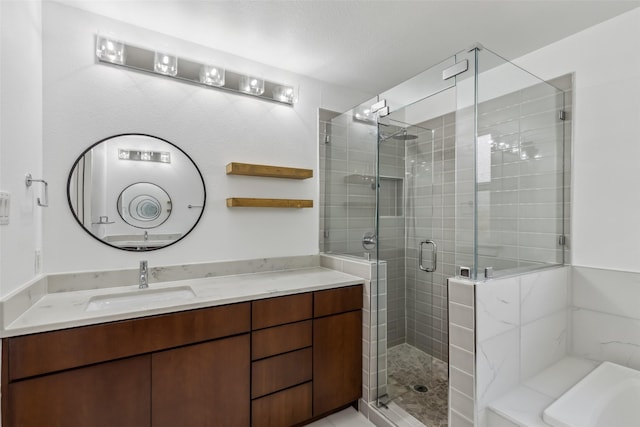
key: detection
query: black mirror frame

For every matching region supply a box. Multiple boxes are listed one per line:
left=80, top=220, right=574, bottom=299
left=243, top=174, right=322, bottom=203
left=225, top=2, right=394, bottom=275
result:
left=67, top=133, right=206, bottom=252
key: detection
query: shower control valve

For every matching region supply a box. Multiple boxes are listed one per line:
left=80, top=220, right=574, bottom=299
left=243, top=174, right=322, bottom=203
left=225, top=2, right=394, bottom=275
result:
left=362, top=232, right=377, bottom=250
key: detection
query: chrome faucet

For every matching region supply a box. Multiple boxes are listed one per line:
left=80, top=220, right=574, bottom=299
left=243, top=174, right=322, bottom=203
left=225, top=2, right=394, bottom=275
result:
left=139, top=260, right=148, bottom=289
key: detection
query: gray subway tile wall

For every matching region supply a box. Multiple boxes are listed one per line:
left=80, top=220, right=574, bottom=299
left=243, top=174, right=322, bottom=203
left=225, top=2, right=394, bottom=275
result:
left=379, top=136, right=407, bottom=349
left=404, top=113, right=456, bottom=362
left=321, top=77, right=569, bottom=363
left=476, top=76, right=569, bottom=273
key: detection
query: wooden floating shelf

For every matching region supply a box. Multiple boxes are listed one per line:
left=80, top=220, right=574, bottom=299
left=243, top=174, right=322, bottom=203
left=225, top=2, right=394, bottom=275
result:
left=226, top=162, right=313, bottom=180
left=226, top=198, right=313, bottom=208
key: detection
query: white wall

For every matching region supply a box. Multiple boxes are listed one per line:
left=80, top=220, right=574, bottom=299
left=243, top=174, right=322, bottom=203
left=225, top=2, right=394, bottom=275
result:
left=512, top=7, right=640, bottom=272
left=0, top=2, right=371, bottom=296
left=8, top=2, right=636, bottom=295
left=0, top=1, right=43, bottom=296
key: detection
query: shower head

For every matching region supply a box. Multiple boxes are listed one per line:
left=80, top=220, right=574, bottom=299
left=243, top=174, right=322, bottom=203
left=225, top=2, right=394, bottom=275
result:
left=380, top=128, right=418, bottom=141
left=392, top=132, right=418, bottom=141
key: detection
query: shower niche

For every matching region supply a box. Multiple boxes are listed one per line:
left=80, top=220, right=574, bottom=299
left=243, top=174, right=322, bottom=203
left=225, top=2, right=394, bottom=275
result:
left=378, top=177, right=403, bottom=217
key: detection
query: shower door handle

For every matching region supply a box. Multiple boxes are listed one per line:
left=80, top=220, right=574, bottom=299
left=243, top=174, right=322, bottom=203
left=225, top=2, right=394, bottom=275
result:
left=419, top=240, right=437, bottom=272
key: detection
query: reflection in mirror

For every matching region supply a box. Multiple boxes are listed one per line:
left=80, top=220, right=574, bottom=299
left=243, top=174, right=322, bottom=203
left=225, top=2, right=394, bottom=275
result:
left=68, top=134, right=206, bottom=251
left=117, top=182, right=172, bottom=228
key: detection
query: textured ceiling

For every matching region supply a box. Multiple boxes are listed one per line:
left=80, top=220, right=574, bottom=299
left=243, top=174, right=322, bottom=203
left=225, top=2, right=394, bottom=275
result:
left=58, top=0, right=640, bottom=94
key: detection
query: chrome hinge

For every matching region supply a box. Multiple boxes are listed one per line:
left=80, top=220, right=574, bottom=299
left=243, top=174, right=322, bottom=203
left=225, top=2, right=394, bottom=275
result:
left=442, top=60, right=469, bottom=81
left=378, top=106, right=390, bottom=117
left=370, top=99, right=386, bottom=114
left=323, top=230, right=330, bottom=238
left=371, top=99, right=390, bottom=118
left=558, top=235, right=566, bottom=246
left=558, top=110, right=567, bottom=121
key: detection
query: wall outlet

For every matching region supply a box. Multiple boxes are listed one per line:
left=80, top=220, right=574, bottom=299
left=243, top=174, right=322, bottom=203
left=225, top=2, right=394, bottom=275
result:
left=35, top=250, right=42, bottom=273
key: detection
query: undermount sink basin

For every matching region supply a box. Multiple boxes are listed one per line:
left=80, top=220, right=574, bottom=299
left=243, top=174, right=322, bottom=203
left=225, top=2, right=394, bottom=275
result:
left=85, top=286, right=196, bottom=312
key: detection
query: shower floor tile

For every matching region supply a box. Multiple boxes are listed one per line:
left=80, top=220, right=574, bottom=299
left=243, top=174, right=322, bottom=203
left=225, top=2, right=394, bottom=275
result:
left=387, top=343, right=448, bottom=427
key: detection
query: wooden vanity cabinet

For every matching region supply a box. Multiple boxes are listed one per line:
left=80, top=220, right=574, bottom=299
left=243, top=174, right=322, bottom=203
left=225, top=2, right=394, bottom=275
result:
left=2, top=302, right=251, bottom=427
left=250, top=285, right=363, bottom=425
left=313, top=286, right=363, bottom=417
left=2, top=284, right=363, bottom=427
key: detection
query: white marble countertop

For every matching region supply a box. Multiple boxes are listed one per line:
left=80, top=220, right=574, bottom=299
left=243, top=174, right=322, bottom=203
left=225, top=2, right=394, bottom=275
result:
left=2, top=267, right=363, bottom=338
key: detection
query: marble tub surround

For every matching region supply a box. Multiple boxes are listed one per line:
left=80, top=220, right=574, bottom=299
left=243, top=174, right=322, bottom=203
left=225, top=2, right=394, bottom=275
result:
left=487, top=356, right=599, bottom=427
left=446, top=265, right=640, bottom=426
left=1, top=261, right=362, bottom=338
left=476, top=266, right=570, bottom=418
left=571, top=265, right=640, bottom=371
left=447, top=267, right=571, bottom=427
left=476, top=264, right=640, bottom=426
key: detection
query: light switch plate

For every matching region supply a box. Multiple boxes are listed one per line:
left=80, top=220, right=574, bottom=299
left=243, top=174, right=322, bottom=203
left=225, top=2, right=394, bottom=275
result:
left=0, top=192, right=9, bottom=225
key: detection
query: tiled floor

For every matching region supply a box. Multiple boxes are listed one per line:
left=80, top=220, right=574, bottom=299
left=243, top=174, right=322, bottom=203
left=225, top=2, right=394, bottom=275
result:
left=387, top=343, right=449, bottom=427
left=307, top=407, right=374, bottom=426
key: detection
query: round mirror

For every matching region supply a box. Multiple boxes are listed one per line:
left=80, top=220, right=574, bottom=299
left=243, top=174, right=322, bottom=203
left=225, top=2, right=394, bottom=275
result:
left=67, top=134, right=206, bottom=251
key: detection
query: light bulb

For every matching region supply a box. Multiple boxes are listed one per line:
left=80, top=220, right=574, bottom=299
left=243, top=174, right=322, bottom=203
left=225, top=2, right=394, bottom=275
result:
left=154, top=52, right=178, bottom=76
left=96, top=35, right=125, bottom=65
left=272, top=85, right=296, bottom=103
left=199, top=65, right=225, bottom=87
left=239, top=75, right=265, bottom=95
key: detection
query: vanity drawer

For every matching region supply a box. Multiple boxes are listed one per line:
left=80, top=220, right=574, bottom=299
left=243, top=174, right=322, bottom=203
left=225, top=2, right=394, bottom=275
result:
left=7, top=302, right=251, bottom=380
left=251, top=320, right=312, bottom=360
left=314, top=285, right=363, bottom=317
left=251, top=347, right=312, bottom=398
left=251, top=382, right=312, bottom=427
left=251, top=292, right=312, bottom=329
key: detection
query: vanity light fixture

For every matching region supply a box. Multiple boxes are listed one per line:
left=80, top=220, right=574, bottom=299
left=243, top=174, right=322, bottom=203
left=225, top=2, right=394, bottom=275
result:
left=94, top=33, right=297, bottom=105
left=154, top=52, right=178, bottom=76
left=96, top=34, right=125, bottom=65
left=199, top=65, right=225, bottom=87
left=118, top=149, right=171, bottom=164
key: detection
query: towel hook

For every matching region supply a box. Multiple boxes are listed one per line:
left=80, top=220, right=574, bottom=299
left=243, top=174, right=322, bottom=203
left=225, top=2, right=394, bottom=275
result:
left=25, top=173, right=48, bottom=207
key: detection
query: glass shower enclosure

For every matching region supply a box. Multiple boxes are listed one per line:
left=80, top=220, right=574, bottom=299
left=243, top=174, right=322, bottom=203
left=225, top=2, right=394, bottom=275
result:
left=320, top=45, right=566, bottom=426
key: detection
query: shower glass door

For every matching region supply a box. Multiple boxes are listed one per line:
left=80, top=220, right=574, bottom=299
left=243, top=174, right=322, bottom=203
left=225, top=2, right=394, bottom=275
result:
left=375, top=87, right=456, bottom=427
left=372, top=51, right=467, bottom=426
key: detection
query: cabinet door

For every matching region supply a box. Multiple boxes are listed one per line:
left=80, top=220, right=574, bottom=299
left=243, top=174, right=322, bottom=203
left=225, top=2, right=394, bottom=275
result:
left=313, top=310, right=362, bottom=416
left=7, top=355, right=150, bottom=427
left=152, top=334, right=250, bottom=427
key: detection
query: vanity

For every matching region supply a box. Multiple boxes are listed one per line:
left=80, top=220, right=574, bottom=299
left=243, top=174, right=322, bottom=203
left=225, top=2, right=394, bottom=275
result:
left=1, top=273, right=363, bottom=427
left=1, top=134, right=362, bottom=426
